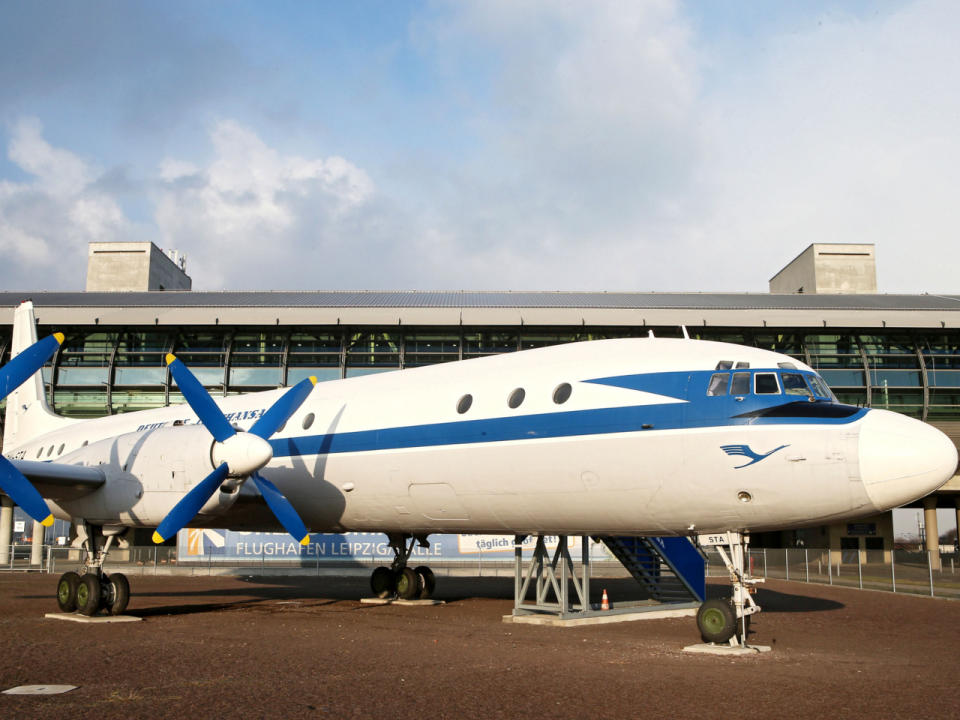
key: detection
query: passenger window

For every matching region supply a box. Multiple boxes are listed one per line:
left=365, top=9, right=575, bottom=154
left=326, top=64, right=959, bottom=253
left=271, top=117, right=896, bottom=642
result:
left=755, top=373, right=780, bottom=394
left=302, top=413, right=315, bottom=430
left=715, top=361, right=733, bottom=370
left=553, top=383, right=572, bottom=404
left=57, top=444, right=65, bottom=455
left=731, top=372, right=750, bottom=395
left=36, top=447, right=43, bottom=459
left=707, top=373, right=728, bottom=396
left=457, top=394, right=473, bottom=414
left=508, top=388, right=525, bottom=409
left=782, top=372, right=813, bottom=397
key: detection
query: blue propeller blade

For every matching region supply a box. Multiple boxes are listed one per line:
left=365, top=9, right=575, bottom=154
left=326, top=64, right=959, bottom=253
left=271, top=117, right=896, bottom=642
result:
left=166, top=354, right=236, bottom=443
left=152, top=463, right=230, bottom=543
left=0, top=333, right=63, bottom=398
left=251, top=473, right=309, bottom=545
left=248, top=376, right=317, bottom=439
left=0, top=455, right=54, bottom=526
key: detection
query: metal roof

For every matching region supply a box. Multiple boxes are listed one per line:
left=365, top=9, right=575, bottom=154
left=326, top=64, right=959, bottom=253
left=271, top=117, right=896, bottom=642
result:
left=3, top=291, right=960, bottom=329
left=2, top=290, right=959, bottom=311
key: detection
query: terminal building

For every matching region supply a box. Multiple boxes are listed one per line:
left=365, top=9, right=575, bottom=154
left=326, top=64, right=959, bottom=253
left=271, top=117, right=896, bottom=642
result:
left=1, top=242, right=958, bottom=563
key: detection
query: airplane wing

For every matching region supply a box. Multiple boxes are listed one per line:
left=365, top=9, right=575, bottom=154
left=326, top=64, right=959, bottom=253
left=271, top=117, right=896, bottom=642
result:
left=4, top=460, right=105, bottom=502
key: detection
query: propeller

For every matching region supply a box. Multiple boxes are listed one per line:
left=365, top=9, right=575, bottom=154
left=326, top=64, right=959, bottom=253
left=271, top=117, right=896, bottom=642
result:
left=0, top=332, right=65, bottom=526
left=152, top=353, right=316, bottom=545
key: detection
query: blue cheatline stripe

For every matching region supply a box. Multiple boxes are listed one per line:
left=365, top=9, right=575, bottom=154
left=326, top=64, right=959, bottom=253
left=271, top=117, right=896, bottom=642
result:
left=269, top=401, right=868, bottom=459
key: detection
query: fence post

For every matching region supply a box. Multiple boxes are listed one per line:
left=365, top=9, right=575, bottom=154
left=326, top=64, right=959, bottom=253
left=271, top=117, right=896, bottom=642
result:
left=891, top=549, right=896, bottom=593
left=763, top=548, right=767, bottom=578
left=857, top=549, right=862, bottom=590
left=928, top=551, right=935, bottom=597
left=805, top=548, right=809, bottom=583
left=828, top=551, right=833, bottom=585
left=785, top=548, right=789, bottom=581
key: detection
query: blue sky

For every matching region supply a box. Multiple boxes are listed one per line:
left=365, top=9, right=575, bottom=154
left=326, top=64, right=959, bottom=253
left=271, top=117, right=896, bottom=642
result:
left=1, top=0, right=958, bottom=291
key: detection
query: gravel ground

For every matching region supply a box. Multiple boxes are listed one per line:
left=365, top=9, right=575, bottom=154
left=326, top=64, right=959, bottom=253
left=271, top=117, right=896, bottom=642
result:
left=1, top=572, right=958, bottom=719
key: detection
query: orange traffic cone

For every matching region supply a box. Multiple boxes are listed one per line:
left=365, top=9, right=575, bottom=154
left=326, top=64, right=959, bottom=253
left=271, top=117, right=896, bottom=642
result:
left=601, top=588, right=610, bottom=611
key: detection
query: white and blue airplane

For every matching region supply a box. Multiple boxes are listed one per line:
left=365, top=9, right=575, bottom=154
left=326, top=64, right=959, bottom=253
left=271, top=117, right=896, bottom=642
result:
left=1, top=302, right=956, bottom=637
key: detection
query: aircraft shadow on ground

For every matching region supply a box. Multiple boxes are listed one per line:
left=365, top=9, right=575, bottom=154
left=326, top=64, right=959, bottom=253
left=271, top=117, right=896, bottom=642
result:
left=705, top=583, right=844, bottom=613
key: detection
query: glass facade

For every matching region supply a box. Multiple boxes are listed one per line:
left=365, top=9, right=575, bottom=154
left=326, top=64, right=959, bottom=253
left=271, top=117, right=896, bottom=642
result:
left=1, top=325, right=958, bottom=423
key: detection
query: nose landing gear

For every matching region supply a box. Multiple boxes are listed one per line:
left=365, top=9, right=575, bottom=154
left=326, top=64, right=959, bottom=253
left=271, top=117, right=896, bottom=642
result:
left=369, top=534, right=436, bottom=600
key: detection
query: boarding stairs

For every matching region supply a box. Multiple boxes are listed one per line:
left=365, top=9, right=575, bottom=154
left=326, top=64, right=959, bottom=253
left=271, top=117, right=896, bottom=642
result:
left=597, top=535, right=706, bottom=604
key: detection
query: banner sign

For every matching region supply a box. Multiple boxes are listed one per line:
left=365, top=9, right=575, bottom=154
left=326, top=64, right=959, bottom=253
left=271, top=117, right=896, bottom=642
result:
left=177, top=529, right=612, bottom=562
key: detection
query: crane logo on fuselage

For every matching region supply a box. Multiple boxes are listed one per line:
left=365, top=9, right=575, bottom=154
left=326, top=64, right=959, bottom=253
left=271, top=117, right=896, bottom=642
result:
left=720, top=443, right=789, bottom=469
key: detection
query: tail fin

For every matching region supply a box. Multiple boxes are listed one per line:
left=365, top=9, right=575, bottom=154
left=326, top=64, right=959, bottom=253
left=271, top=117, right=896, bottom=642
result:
left=3, top=302, right=74, bottom=450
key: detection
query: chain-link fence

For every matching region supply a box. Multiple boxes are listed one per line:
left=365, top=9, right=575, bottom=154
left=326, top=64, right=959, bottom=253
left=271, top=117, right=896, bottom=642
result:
left=5, top=543, right=960, bottom=601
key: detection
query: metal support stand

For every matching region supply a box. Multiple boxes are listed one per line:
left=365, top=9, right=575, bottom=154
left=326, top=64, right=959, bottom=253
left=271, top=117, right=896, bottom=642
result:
left=514, top=535, right=590, bottom=618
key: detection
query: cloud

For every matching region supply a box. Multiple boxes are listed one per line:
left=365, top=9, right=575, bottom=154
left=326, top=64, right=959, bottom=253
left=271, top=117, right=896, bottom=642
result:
left=154, top=120, right=377, bottom=288
left=0, top=118, right=130, bottom=285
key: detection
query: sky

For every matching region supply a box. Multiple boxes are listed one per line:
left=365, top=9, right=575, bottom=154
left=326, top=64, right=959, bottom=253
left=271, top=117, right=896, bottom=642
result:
left=1, top=0, right=958, bottom=292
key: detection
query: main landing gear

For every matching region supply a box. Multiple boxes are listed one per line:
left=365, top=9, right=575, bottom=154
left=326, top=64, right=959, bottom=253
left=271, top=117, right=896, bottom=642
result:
left=369, top=534, right=436, bottom=601
left=55, top=524, right=130, bottom=617
left=695, top=531, right=761, bottom=647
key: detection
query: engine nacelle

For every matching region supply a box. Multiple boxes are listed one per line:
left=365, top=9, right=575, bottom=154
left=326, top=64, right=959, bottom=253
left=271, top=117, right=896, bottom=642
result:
left=55, top=426, right=244, bottom=527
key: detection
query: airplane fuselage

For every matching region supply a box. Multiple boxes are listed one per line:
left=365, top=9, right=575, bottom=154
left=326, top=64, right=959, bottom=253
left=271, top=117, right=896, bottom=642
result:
left=8, top=337, right=957, bottom=537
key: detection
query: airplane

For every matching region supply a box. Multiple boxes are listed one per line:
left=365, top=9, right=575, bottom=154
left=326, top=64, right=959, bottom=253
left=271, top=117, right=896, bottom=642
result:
left=1, top=300, right=956, bottom=643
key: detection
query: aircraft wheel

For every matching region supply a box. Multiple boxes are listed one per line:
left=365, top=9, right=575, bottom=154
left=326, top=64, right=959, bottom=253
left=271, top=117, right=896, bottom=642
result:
left=56, top=571, right=80, bottom=612
left=106, top=572, right=130, bottom=615
left=76, top=574, right=102, bottom=617
left=395, top=567, right=422, bottom=600
left=370, top=566, right=396, bottom=599
left=414, top=566, right=435, bottom=599
left=696, top=598, right=736, bottom=644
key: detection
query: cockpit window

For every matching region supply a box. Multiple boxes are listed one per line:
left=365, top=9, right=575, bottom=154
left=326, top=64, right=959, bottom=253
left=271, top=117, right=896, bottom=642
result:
left=755, top=373, right=780, bottom=394
left=807, top=374, right=835, bottom=400
left=707, top=373, right=729, bottom=396
left=735, top=361, right=750, bottom=369
left=730, top=372, right=751, bottom=395
left=782, top=372, right=813, bottom=397
left=715, top=360, right=733, bottom=370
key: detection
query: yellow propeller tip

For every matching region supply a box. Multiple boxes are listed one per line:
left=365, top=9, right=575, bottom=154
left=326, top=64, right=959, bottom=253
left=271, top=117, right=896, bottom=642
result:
left=41, top=514, right=54, bottom=527
left=165, top=353, right=177, bottom=366
left=53, top=332, right=65, bottom=345
left=309, top=376, right=318, bottom=386
left=299, top=535, right=310, bottom=546
left=152, top=531, right=165, bottom=544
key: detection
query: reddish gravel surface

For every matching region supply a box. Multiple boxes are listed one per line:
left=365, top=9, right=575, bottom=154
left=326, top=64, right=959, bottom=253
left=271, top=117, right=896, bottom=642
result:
left=1, top=572, right=958, bottom=719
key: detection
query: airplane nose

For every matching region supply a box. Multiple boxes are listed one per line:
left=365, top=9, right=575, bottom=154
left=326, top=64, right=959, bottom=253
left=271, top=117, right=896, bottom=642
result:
left=859, top=409, right=958, bottom=511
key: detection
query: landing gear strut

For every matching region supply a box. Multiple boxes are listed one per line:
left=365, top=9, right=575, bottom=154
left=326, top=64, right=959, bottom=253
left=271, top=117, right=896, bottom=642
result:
left=369, top=534, right=436, bottom=600
left=695, top=531, right=761, bottom=646
left=55, top=523, right=130, bottom=616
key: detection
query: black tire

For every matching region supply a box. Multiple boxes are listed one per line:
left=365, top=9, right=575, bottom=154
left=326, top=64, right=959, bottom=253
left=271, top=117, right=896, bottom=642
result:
left=697, top=597, right=736, bottom=644
left=395, top=567, right=422, bottom=600
left=370, top=566, right=396, bottom=599
left=76, top=574, right=102, bottom=617
left=414, top=565, right=436, bottom=599
left=56, top=572, right=80, bottom=612
left=107, top=573, right=130, bottom=615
